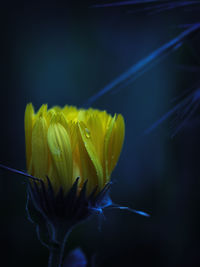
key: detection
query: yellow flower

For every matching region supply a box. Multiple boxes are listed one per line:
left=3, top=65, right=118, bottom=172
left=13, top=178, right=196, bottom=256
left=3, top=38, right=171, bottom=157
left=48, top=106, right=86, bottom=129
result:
left=24, top=103, right=125, bottom=195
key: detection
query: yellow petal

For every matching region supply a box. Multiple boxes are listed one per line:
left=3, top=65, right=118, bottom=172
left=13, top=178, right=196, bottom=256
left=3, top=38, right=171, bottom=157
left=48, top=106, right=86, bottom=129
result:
left=63, top=105, right=79, bottom=122
left=36, top=104, right=48, bottom=117
left=105, top=114, right=125, bottom=181
left=46, top=109, right=56, bottom=126
left=104, top=114, right=116, bottom=181
left=99, top=110, right=112, bottom=132
left=51, top=112, right=69, bottom=131
left=86, top=114, right=104, bottom=161
left=50, top=113, right=77, bottom=152
left=67, top=121, right=78, bottom=152
left=78, top=121, right=104, bottom=191
left=32, top=117, right=48, bottom=179
left=51, top=105, right=62, bottom=113
left=47, top=123, right=73, bottom=192
left=24, top=103, right=35, bottom=169
left=77, top=126, right=99, bottom=194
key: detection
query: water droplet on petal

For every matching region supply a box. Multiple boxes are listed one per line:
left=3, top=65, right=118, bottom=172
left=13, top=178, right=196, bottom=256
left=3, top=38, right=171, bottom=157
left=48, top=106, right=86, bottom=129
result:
left=85, top=128, right=90, bottom=138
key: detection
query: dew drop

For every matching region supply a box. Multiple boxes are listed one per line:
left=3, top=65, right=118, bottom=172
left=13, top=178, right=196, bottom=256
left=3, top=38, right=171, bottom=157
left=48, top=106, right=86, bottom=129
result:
left=53, top=147, right=61, bottom=156
left=85, top=128, right=90, bottom=138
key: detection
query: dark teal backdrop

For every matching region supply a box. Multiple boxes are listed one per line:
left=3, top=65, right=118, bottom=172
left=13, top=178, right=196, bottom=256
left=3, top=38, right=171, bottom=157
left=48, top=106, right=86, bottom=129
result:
left=1, top=1, right=200, bottom=266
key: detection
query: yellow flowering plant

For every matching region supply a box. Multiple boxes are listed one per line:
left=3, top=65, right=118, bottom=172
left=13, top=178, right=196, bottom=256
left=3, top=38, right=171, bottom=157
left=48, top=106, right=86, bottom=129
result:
left=0, top=103, right=149, bottom=267
left=24, top=103, right=125, bottom=267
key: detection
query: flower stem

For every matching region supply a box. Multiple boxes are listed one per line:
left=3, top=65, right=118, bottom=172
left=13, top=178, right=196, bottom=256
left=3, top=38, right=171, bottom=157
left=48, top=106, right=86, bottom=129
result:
left=48, top=228, right=71, bottom=267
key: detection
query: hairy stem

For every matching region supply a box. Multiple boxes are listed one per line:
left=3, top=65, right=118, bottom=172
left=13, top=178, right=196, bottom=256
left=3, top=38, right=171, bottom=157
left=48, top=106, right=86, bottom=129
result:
left=48, top=227, right=71, bottom=267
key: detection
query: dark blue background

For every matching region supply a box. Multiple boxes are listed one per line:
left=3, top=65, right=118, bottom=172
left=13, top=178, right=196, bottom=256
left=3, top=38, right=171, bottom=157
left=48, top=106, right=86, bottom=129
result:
left=1, top=1, right=200, bottom=266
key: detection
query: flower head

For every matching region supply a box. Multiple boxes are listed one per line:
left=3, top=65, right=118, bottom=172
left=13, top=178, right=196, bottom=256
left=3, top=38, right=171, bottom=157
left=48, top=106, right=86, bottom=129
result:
left=23, top=103, right=148, bottom=262
left=25, top=103, right=125, bottom=195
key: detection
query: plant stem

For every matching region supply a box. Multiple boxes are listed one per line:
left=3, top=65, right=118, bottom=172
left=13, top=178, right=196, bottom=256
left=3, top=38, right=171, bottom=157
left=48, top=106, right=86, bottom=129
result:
left=48, top=228, right=71, bottom=267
